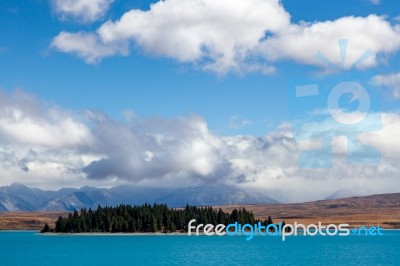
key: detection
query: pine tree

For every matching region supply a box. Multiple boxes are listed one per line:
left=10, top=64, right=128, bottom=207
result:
left=41, top=223, right=50, bottom=233
left=267, top=216, right=273, bottom=225
left=151, top=215, right=157, bottom=232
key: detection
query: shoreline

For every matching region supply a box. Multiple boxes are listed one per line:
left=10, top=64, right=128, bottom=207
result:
left=39, top=232, right=190, bottom=236
left=31, top=228, right=400, bottom=235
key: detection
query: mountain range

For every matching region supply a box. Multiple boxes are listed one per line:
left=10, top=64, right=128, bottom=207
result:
left=0, top=183, right=278, bottom=211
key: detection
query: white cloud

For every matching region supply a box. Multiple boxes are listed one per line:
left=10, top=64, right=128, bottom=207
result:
left=82, top=113, right=231, bottom=182
left=52, top=0, right=114, bottom=23
left=51, top=0, right=400, bottom=73
left=261, top=15, right=400, bottom=69
left=373, top=72, right=400, bottom=98
left=359, top=111, right=400, bottom=158
left=1, top=90, right=400, bottom=202
left=0, top=145, right=103, bottom=189
left=0, top=90, right=101, bottom=189
left=370, top=0, right=381, bottom=5
left=0, top=90, right=93, bottom=148
left=52, top=31, right=128, bottom=64
left=52, top=0, right=290, bottom=73
left=234, top=112, right=400, bottom=202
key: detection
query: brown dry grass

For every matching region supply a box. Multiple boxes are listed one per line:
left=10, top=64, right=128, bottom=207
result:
left=0, top=212, right=68, bottom=230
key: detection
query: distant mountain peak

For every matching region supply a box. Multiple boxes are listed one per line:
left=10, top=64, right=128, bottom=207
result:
left=9, top=182, right=29, bottom=188
left=325, top=186, right=370, bottom=200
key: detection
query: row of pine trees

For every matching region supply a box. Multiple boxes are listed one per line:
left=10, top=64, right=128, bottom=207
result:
left=42, top=204, right=274, bottom=233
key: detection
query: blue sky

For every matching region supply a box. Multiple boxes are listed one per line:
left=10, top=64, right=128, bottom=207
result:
left=1, top=0, right=398, bottom=136
left=0, top=0, right=399, bottom=201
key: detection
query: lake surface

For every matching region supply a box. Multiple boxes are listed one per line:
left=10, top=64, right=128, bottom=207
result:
left=0, top=231, right=399, bottom=265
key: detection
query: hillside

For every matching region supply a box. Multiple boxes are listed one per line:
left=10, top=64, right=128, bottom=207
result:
left=0, top=212, right=68, bottom=230
left=217, top=193, right=400, bottom=229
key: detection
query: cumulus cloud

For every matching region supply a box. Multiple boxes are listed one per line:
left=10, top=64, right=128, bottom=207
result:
left=52, top=0, right=114, bottom=23
left=261, top=15, right=400, bottom=69
left=359, top=111, right=400, bottom=158
left=0, top=90, right=101, bottom=189
left=0, top=90, right=93, bottom=148
left=52, top=0, right=291, bottom=72
left=232, top=112, right=400, bottom=201
left=82, top=113, right=231, bottom=182
left=51, top=0, right=400, bottom=73
left=373, top=72, right=400, bottom=98
left=52, top=32, right=128, bottom=64
left=1, top=90, right=400, bottom=202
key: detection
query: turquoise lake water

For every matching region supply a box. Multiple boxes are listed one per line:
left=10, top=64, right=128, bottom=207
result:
left=0, top=231, right=399, bottom=265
